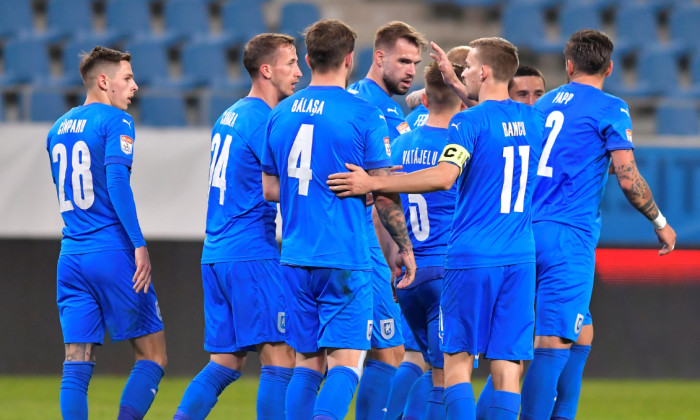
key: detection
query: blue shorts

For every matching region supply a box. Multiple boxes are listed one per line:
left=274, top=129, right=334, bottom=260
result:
left=201, top=259, right=285, bottom=352
left=401, top=315, right=421, bottom=353
left=440, top=264, right=535, bottom=361
left=396, top=266, right=444, bottom=368
left=57, top=250, right=164, bottom=344
left=282, top=265, right=372, bottom=353
left=370, top=248, right=404, bottom=349
left=534, top=222, right=595, bottom=341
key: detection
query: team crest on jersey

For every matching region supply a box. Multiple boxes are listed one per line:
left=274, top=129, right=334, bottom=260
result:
left=367, top=320, right=374, bottom=341
left=380, top=319, right=395, bottom=340
left=383, top=137, right=391, bottom=157
left=397, top=122, right=411, bottom=134
left=574, top=313, right=584, bottom=334
left=120, top=135, right=133, bottom=155
left=277, top=312, right=286, bottom=333
left=626, top=129, right=633, bottom=144
left=155, top=300, right=162, bottom=321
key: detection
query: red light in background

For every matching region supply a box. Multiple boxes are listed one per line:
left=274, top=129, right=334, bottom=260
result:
left=595, top=249, right=700, bottom=284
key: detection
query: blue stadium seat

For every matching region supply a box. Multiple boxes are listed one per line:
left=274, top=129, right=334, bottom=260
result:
left=46, top=0, right=96, bottom=41
left=124, top=38, right=176, bottom=88
left=501, top=3, right=565, bottom=54
left=56, top=36, right=121, bottom=88
left=181, top=39, right=248, bottom=89
left=613, top=2, right=661, bottom=55
left=655, top=99, right=699, bottom=136
left=0, top=37, right=52, bottom=87
left=163, top=0, right=211, bottom=42
left=138, top=90, right=187, bottom=126
left=607, top=47, right=679, bottom=99
left=559, top=2, right=603, bottom=39
left=204, top=90, right=249, bottom=125
left=0, top=93, right=5, bottom=121
left=105, top=0, right=154, bottom=42
left=0, top=0, right=35, bottom=40
left=221, top=0, right=268, bottom=46
left=24, top=88, right=68, bottom=122
left=278, top=2, right=321, bottom=37
left=351, top=46, right=374, bottom=84
left=669, top=3, right=700, bottom=53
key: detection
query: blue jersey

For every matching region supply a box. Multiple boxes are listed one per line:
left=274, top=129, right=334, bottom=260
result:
left=391, top=125, right=456, bottom=267
left=406, top=104, right=429, bottom=129
left=202, top=97, right=280, bottom=264
left=261, top=85, right=392, bottom=270
left=348, top=78, right=411, bottom=141
left=442, top=99, right=545, bottom=269
left=532, top=82, right=634, bottom=245
left=47, top=103, right=137, bottom=255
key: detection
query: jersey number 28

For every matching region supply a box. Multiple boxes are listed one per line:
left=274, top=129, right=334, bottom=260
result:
left=52, top=141, right=94, bottom=212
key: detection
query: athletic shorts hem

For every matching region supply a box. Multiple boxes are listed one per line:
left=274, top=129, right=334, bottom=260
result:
left=110, top=325, right=164, bottom=343
left=205, top=344, right=256, bottom=353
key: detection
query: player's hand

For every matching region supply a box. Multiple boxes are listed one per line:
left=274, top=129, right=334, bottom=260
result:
left=133, top=246, right=152, bottom=293
left=655, top=223, right=676, bottom=256
left=390, top=165, right=403, bottom=173
left=327, top=163, right=375, bottom=197
left=430, top=41, right=460, bottom=88
left=395, top=250, right=416, bottom=289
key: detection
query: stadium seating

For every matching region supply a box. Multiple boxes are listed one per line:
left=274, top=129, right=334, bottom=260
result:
left=0, top=94, right=5, bottom=121
left=24, top=88, right=68, bottom=122
left=0, top=37, right=52, bottom=87
left=45, top=0, right=110, bottom=43
left=221, top=0, right=268, bottom=46
left=278, top=2, right=321, bottom=37
left=163, top=0, right=211, bottom=42
left=0, top=0, right=35, bottom=40
left=124, top=38, right=176, bottom=88
left=105, top=0, right=155, bottom=42
left=180, top=39, right=249, bottom=89
left=668, top=3, right=700, bottom=53
left=606, top=46, right=679, bottom=99
left=613, top=2, right=661, bottom=56
left=56, top=36, right=120, bottom=88
left=204, top=90, right=249, bottom=125
left=138, top=90, right=188, bottom=127
left=501, top=3, right=565, bottom=54
left=655, top=99, right=699, bottom=136
left=559, top=2, right=603, bottom=38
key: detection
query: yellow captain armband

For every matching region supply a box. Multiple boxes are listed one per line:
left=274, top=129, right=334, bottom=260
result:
left=438, top=144, right=470, bottom=174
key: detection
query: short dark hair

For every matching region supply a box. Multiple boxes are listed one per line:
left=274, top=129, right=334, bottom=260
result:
left=446, top=46, right=470, bottom=67
left=303, top=19, right=357, bottom=73
left=374, top=21, right=427, bottom=52
left=564, top=29, right=614, bottom=75
left=508, top=65, right=546, bottom=90
left=424, top=62, right=463, bottom=110
left=79, top=46, right=131, bottom=85
left=243, top=33, right=296, bottom=78
left=469, top=37, right=519, bottom=82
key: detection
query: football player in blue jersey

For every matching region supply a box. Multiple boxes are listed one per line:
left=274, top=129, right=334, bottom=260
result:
left=172, top=34, right=302, bottom=420
left=519, top=29, right=676, bottom=420
left=260, top=19, right=416, bottom=420
left=385, top=61, right=465, bottom=420
left=347, top=21, right=428, bottom=420
left=404, top=46, right=472, bottom=129
left=508, top=65, right=546, bottom=106
left=47, top=46, right=166, bottom=420
left=329, top=37, right=545, bottom=420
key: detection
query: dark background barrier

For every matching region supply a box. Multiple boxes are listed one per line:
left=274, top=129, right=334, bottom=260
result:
left=2, top=239, right=699, bottom=378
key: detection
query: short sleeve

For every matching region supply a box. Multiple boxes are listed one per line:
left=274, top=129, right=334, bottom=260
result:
left=438, top=112, right=478, bottom=172
left=363, top=107, right=392, bottom=170
left=260, top=114, right=278, bottom=176
left=599, top=99, right=635, bottom=151
left=104, top=112, right=136, bottom=168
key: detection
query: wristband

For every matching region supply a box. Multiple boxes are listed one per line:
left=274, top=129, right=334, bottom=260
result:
left=652, top=212, right=667, bottom=230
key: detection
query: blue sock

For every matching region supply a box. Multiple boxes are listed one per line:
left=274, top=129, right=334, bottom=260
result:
left=475, top=375, right=494, bottom=420
left=286, top=367, right=324, bottom=420
left=355, top=359, right=397, bottom=420
left=487, top=390, right=520, bottom=420
left=173, top=361, right=240, bottom=420
left=402, top=370, right=433, bottom=420
left=314, top=366, right=359, bottom=420
left=60, top=361, right=94, bottom=420
left=520, top=348, right=570, bottom=420
left=425, top=386, right=446, bottom=420
left=118, top=360, right=164, bottom=420
left=384, top=362, right=424, bottom=419
left=551, top=345, right=591, bottom=420
left=443, top=382, right=475, bottom=420
left=257, top=365, right=293, bottom=420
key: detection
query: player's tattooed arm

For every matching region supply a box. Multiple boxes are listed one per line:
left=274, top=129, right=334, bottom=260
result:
left=611, top=150, right=659, bottom=221
left=368, top=168, right=413, bottom=253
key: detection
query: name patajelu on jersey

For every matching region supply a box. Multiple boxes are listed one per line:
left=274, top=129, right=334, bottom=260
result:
left=403, top=148, right=439, bottom=166
left=291, top=98, right=325, bottom=116
left=57, top=119, right=87, bottom=135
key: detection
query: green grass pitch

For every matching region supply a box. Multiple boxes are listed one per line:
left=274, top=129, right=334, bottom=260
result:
left=2, top=375, right=700, bottom=419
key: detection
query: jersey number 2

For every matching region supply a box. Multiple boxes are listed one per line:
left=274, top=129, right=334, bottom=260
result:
left=501, top=145, right=530, bottom=213
left=52, top=141, right=94, bottom=212
left=537, top=111, right=564, bottom=177
left=288, top=124, right=313, bottom=196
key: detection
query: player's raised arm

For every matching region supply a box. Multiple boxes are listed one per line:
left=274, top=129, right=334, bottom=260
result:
left=430, top=41, right=472, bottom=107
left=611, top=149, right=676, bottom=255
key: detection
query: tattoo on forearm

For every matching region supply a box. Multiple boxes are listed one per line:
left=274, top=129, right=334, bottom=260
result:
left=375, top=194, right=413, bottom=253
left=614, top=159, right=659, bottom=221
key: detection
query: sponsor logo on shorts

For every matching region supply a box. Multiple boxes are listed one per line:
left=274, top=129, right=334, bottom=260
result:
left=155, top=300, right=162, bottom=321
left=574, top=313, right=584, bottom=334
left=380, top=319, right=395, bottom=340
left=277, top=312, right=286, bottom=333
left=367, top=320, right=374, bottom=341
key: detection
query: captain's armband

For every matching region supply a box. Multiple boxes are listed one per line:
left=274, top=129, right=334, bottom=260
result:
left=438, top=144, right=470, bottom=174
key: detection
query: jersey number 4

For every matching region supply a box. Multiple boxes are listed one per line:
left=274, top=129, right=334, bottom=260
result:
left=288, top=124, right=313, bottom=196
left=52, top=141, right=94, bottom=212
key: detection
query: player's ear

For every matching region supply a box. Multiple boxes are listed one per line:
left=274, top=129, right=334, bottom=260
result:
left=603, top=60, right=613, bottom=78
left=345, top=51, right=354, bottom=71
left=421, top=91, right=428, bottom=109
left=97, top=73, right=108, bottom=91
left=565, top=59, right=575, bottom=77
left=260, top=63, right=272, bottom=79
left=305, top=53, right=311, bottom=69
left=374, top=49, right=384, bottom=67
